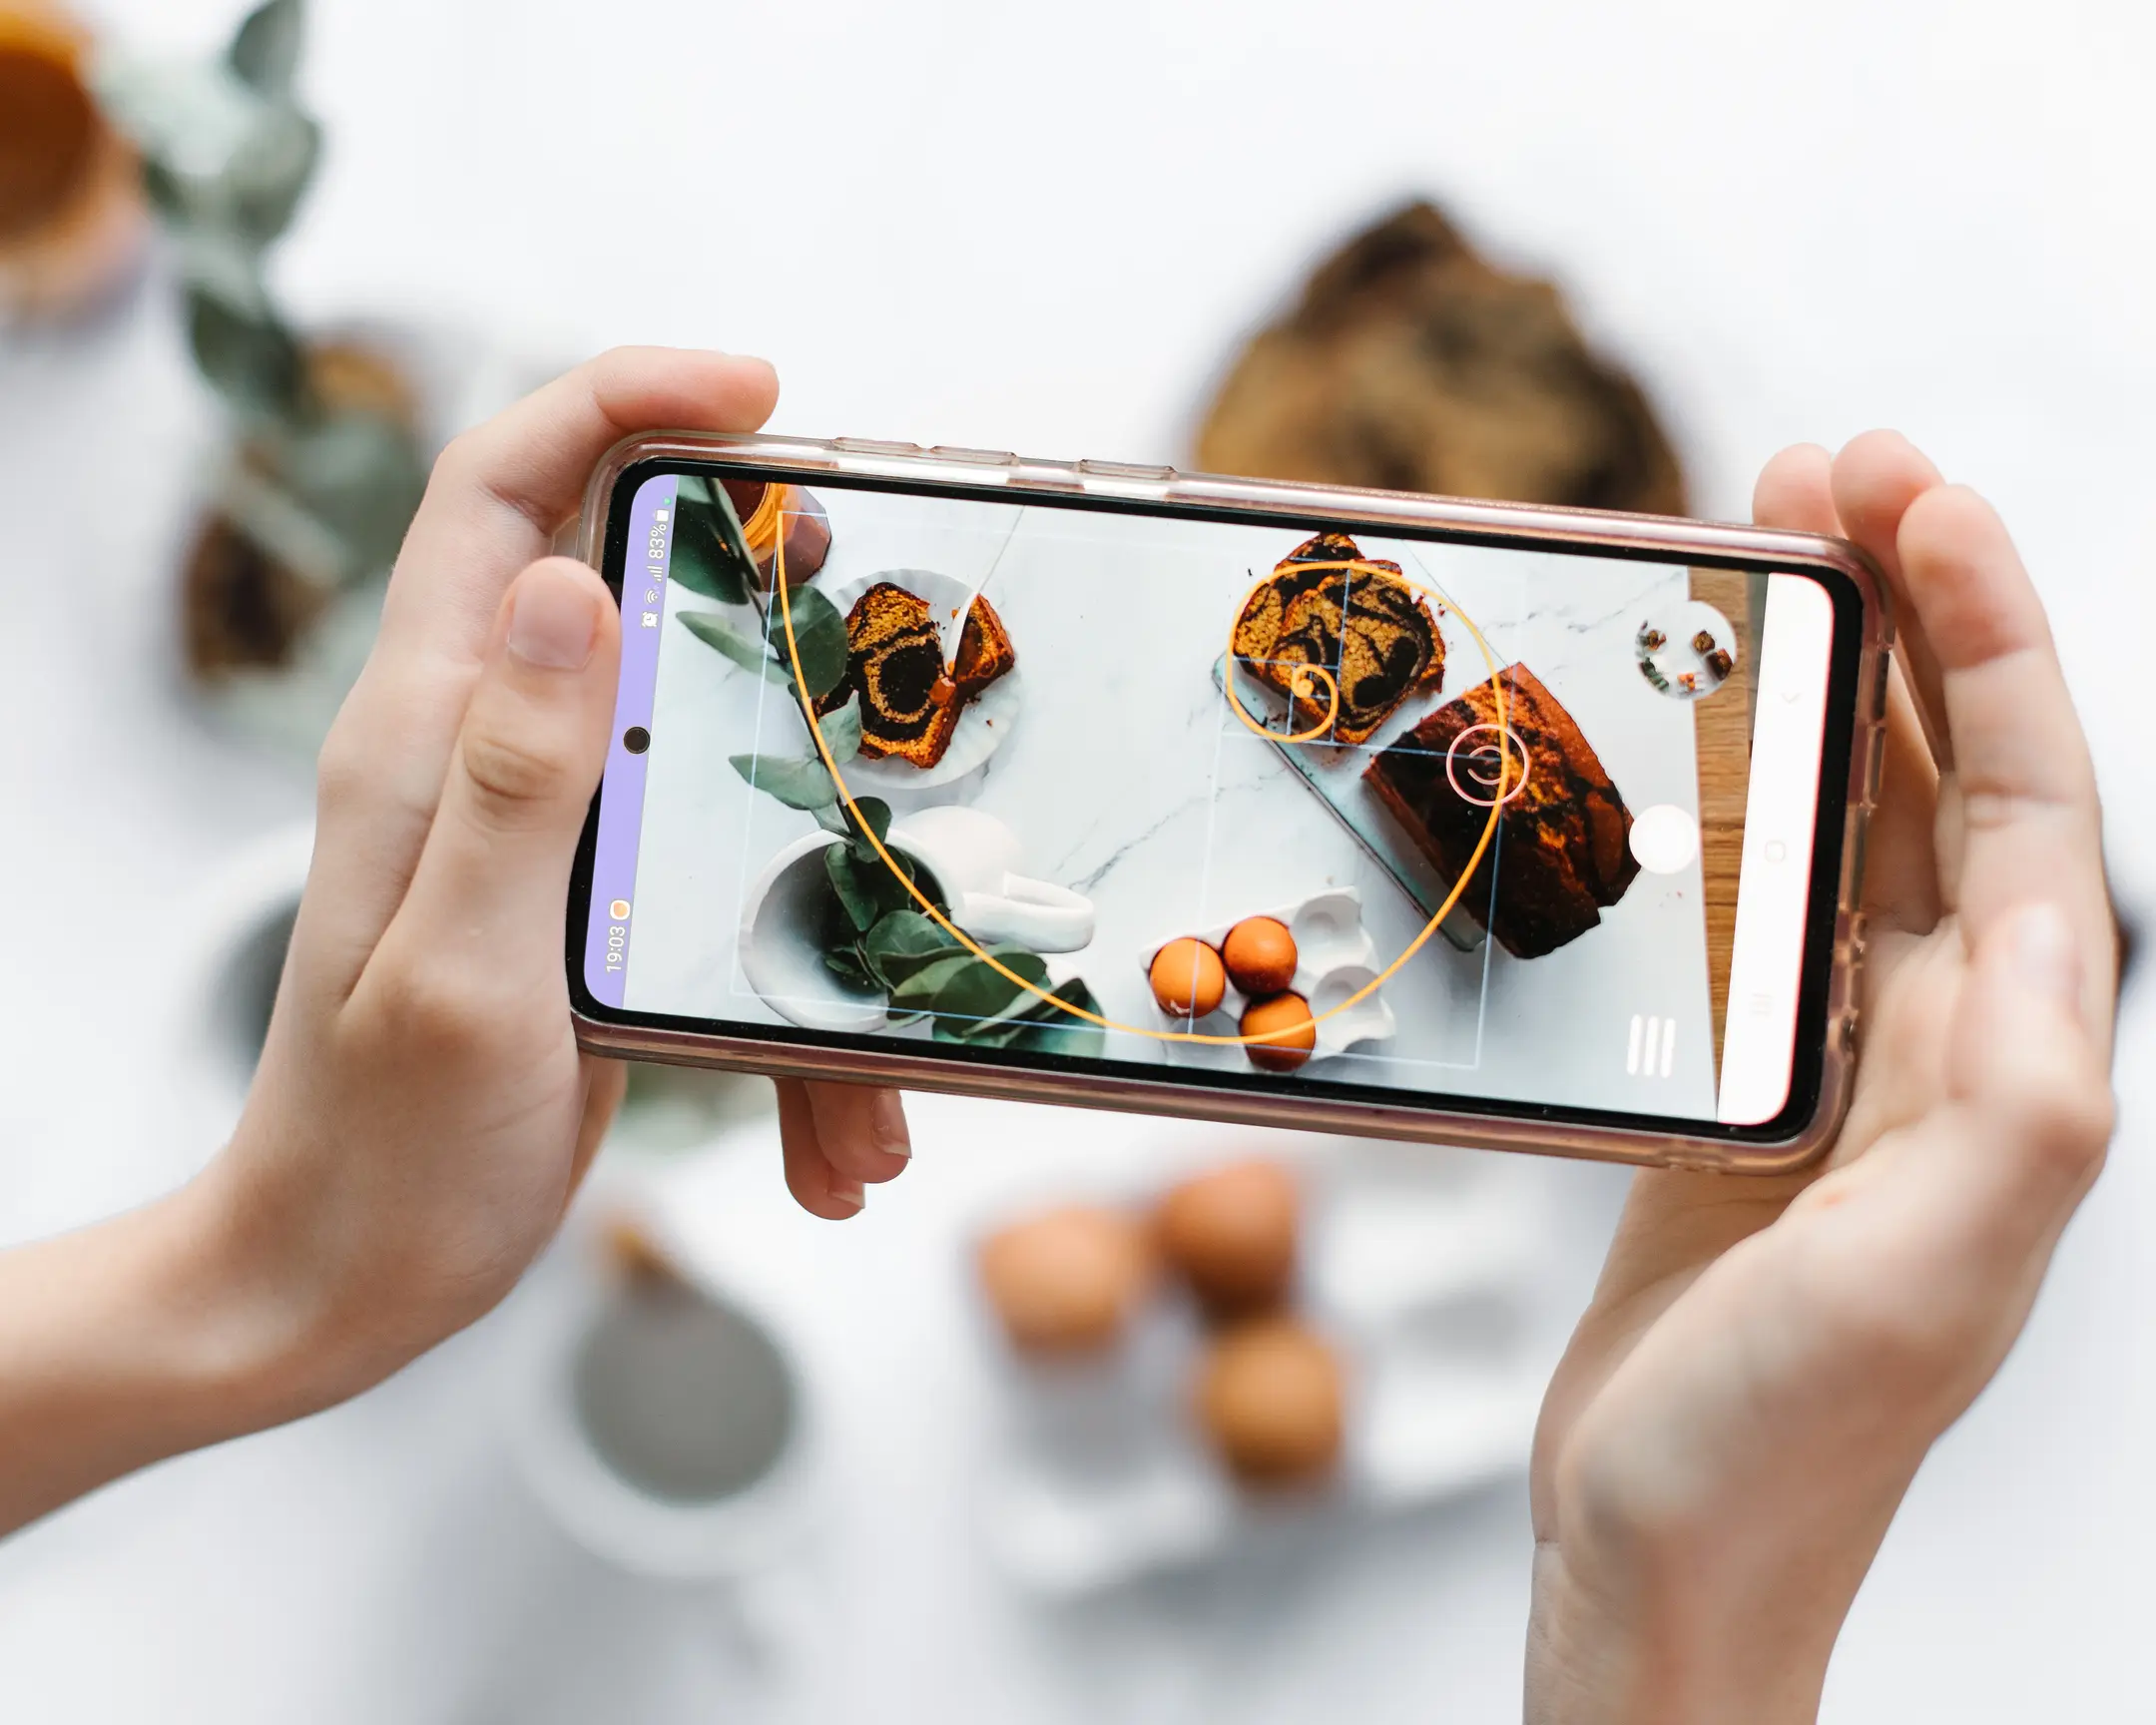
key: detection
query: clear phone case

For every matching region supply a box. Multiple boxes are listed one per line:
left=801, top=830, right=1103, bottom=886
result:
left=573, top=432, right=1890, bottom=1175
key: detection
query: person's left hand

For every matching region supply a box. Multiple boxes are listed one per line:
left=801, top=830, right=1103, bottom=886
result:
left=202, top=347, right=912, bottom=1419
left=1524, top=432, right=2119, bottom=1723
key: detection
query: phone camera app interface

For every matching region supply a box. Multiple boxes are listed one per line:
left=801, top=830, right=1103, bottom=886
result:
left=589, top=470, right=1835, bottom=1127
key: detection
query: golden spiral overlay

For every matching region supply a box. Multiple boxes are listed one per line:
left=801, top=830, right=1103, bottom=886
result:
left=772, top=536, right=1514, bottom=1047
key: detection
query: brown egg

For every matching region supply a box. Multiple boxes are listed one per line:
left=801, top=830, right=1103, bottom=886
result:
left=1222, top=916, right=1299, bottom=996
left=1195, top=1317, right=1346, bottom=1486
left=1150, top=936, right=1227, bottom=1018
left=1240, top=991, right=1317, bottom=1072
left=978, top=1205, right=1152, bottom=1356
left=1156, top=1159, right=1301, bottom=1316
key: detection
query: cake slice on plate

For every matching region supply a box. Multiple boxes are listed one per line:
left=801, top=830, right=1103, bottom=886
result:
left=815, top=581, right=1015, bottom=770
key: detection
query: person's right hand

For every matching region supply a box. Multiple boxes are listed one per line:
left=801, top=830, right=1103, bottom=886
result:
left=1525, top=432, right=2120, bottom=1723
left=0, top=351, right=920, bottom=1539
left=193, top=349, right=912, bottom=1424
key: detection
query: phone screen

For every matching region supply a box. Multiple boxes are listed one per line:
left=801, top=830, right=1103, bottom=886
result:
left=574, top=461, right=1862, bottom=1140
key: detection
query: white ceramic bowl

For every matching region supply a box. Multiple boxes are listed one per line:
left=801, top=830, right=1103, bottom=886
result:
left=736, top=832, right=893, bottom=1032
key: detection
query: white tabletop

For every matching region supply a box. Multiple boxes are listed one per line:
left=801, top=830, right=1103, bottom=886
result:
left=3, top=1, right=2152, bottom=1719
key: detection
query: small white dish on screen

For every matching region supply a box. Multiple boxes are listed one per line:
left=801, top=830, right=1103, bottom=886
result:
left=802, top=567, right=1022, bottom=794
left=1137, top=886, right=1397, bottom=1065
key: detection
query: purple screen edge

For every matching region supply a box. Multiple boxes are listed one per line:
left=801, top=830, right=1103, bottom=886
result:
left=583, top=471, right=677, bottom=1007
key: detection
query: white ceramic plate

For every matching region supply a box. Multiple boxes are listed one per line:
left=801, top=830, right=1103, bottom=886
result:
left=808, top=568, right=1022, bottom=794
left=970, top=1134, right=1548, bottom=1596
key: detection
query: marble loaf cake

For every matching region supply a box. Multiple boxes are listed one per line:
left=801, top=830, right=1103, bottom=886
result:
left=1363, top=664, right=1638, bottom=958
left=1231, top=532, right=1444, bottom=745
left=814, top=581, right=1015, bottom=769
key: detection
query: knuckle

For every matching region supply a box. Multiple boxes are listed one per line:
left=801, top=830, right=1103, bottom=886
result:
left=458, top=723, right=573, bottom=826
left=1840, top=1293, right=1960, bottom=1387
left=432, top=425, right=488, bottom=494
left=364, top=953, right=499, bottom=1062
left=2015, top=1079, right=2116, bottom=1187
left=314, top=718, right=373, bottom=815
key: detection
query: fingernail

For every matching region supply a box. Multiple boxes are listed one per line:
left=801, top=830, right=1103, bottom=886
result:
left=828, top=1179, right=865, bottom=1216
left=507, top=565, right=598, bottom=670
left=2008, top=902, right=2080, bottom=1012
left=871, top=1089, right=911, bottom=1161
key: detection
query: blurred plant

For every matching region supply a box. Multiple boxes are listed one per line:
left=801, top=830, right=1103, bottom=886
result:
left=673, top=477, right=1105, bottom=1054
left=95, top=0, right=427, bottom=673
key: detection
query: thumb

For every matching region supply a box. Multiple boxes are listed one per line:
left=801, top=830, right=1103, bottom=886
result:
left=383, top=557, right=621, bottom=984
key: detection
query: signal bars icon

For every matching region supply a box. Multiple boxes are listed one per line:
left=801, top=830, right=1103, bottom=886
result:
left=1627, top=1014, right=1676, bottom=1078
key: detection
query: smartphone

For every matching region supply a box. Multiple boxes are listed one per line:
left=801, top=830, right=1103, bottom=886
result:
left=568, top=433, right=1888, bottom=1174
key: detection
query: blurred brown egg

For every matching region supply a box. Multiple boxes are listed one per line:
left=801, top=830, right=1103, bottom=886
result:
left=1149, top=936, right=1227, bottom=1018
left=978, top=1205, right=1152, bottom=1356
left=1157, top=1158, right=1301, bottom=1315
left=1194, top=1316, right=1345, bottom=1486
left=1222, top=916, right=1299, bottom=995
left=1240, top=991, right=1317, bottom=1072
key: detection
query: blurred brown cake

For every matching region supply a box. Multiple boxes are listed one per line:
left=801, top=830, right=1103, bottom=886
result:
left=1231, top=531, right=1443, bottom=744
left=1195, top=202, right=1686, bottom=515
left=815, top=581, right=1014, bottom=769
left=1364, top=663, right=1638, bottom=957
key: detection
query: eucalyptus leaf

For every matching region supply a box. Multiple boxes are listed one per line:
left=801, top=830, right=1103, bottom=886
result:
left=1007, top=980, right=1107, bottom=1058
left=96, top=56, right=266, bottom=185
left=823, top=845, right=881, bottom=935
left=844, top=795, right=892, bottom=857
left=185, top=279, right=303, bottom=416
left=862, top=910, right=964, bottom=986
left=229, top=0, right=306, bottom=98
left=680, top=611, right=791, bottom=687
left=816, top=691, right=862, bottom=765
left=224, top=104, right=320, bottom=249
left=728, top=753, right=835, bottom=812
left=823, top=946, right=877, bottom=993
left=270, top=411, right=427, bottom=574
left=885, top=952, right=983, bottom=1015
left=910, top=949, right=1050, bottom=1029
left=954, top=970, right=1090, bottom=1045
left=826, top=841, right=925, bottom=928
left=668, top=481, right=756, bottom=606
left=141, top=158, right=192, bottom=224
left=810, top=802, right=853, bottom=840
left=776, top=583, right=851, bottom=701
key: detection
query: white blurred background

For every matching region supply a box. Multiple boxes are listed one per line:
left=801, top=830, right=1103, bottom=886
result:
left=1, top=1, right=2150, bottom=1719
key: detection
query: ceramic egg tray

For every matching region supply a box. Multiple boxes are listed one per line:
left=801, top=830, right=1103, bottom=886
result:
left=974, top=1136, right=1549, bottom=1596
left=1138, top=887, right=1396, bottom=1071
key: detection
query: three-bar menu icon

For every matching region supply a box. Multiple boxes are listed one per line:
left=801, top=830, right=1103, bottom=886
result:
left=1627, top=1014, right=1676, bottom=1078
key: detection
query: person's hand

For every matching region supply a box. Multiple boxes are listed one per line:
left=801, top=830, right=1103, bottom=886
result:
left=0, top=350, right=917, bottom=1534
left=192, top=349, right=911, bottom=1413
left=1525, top=433, right=2120, bottom=1723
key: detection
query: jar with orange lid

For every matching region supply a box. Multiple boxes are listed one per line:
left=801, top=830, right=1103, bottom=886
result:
left=721, top=478, right=832, bottom=588
left=0, top=2, right=146, bottom=323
